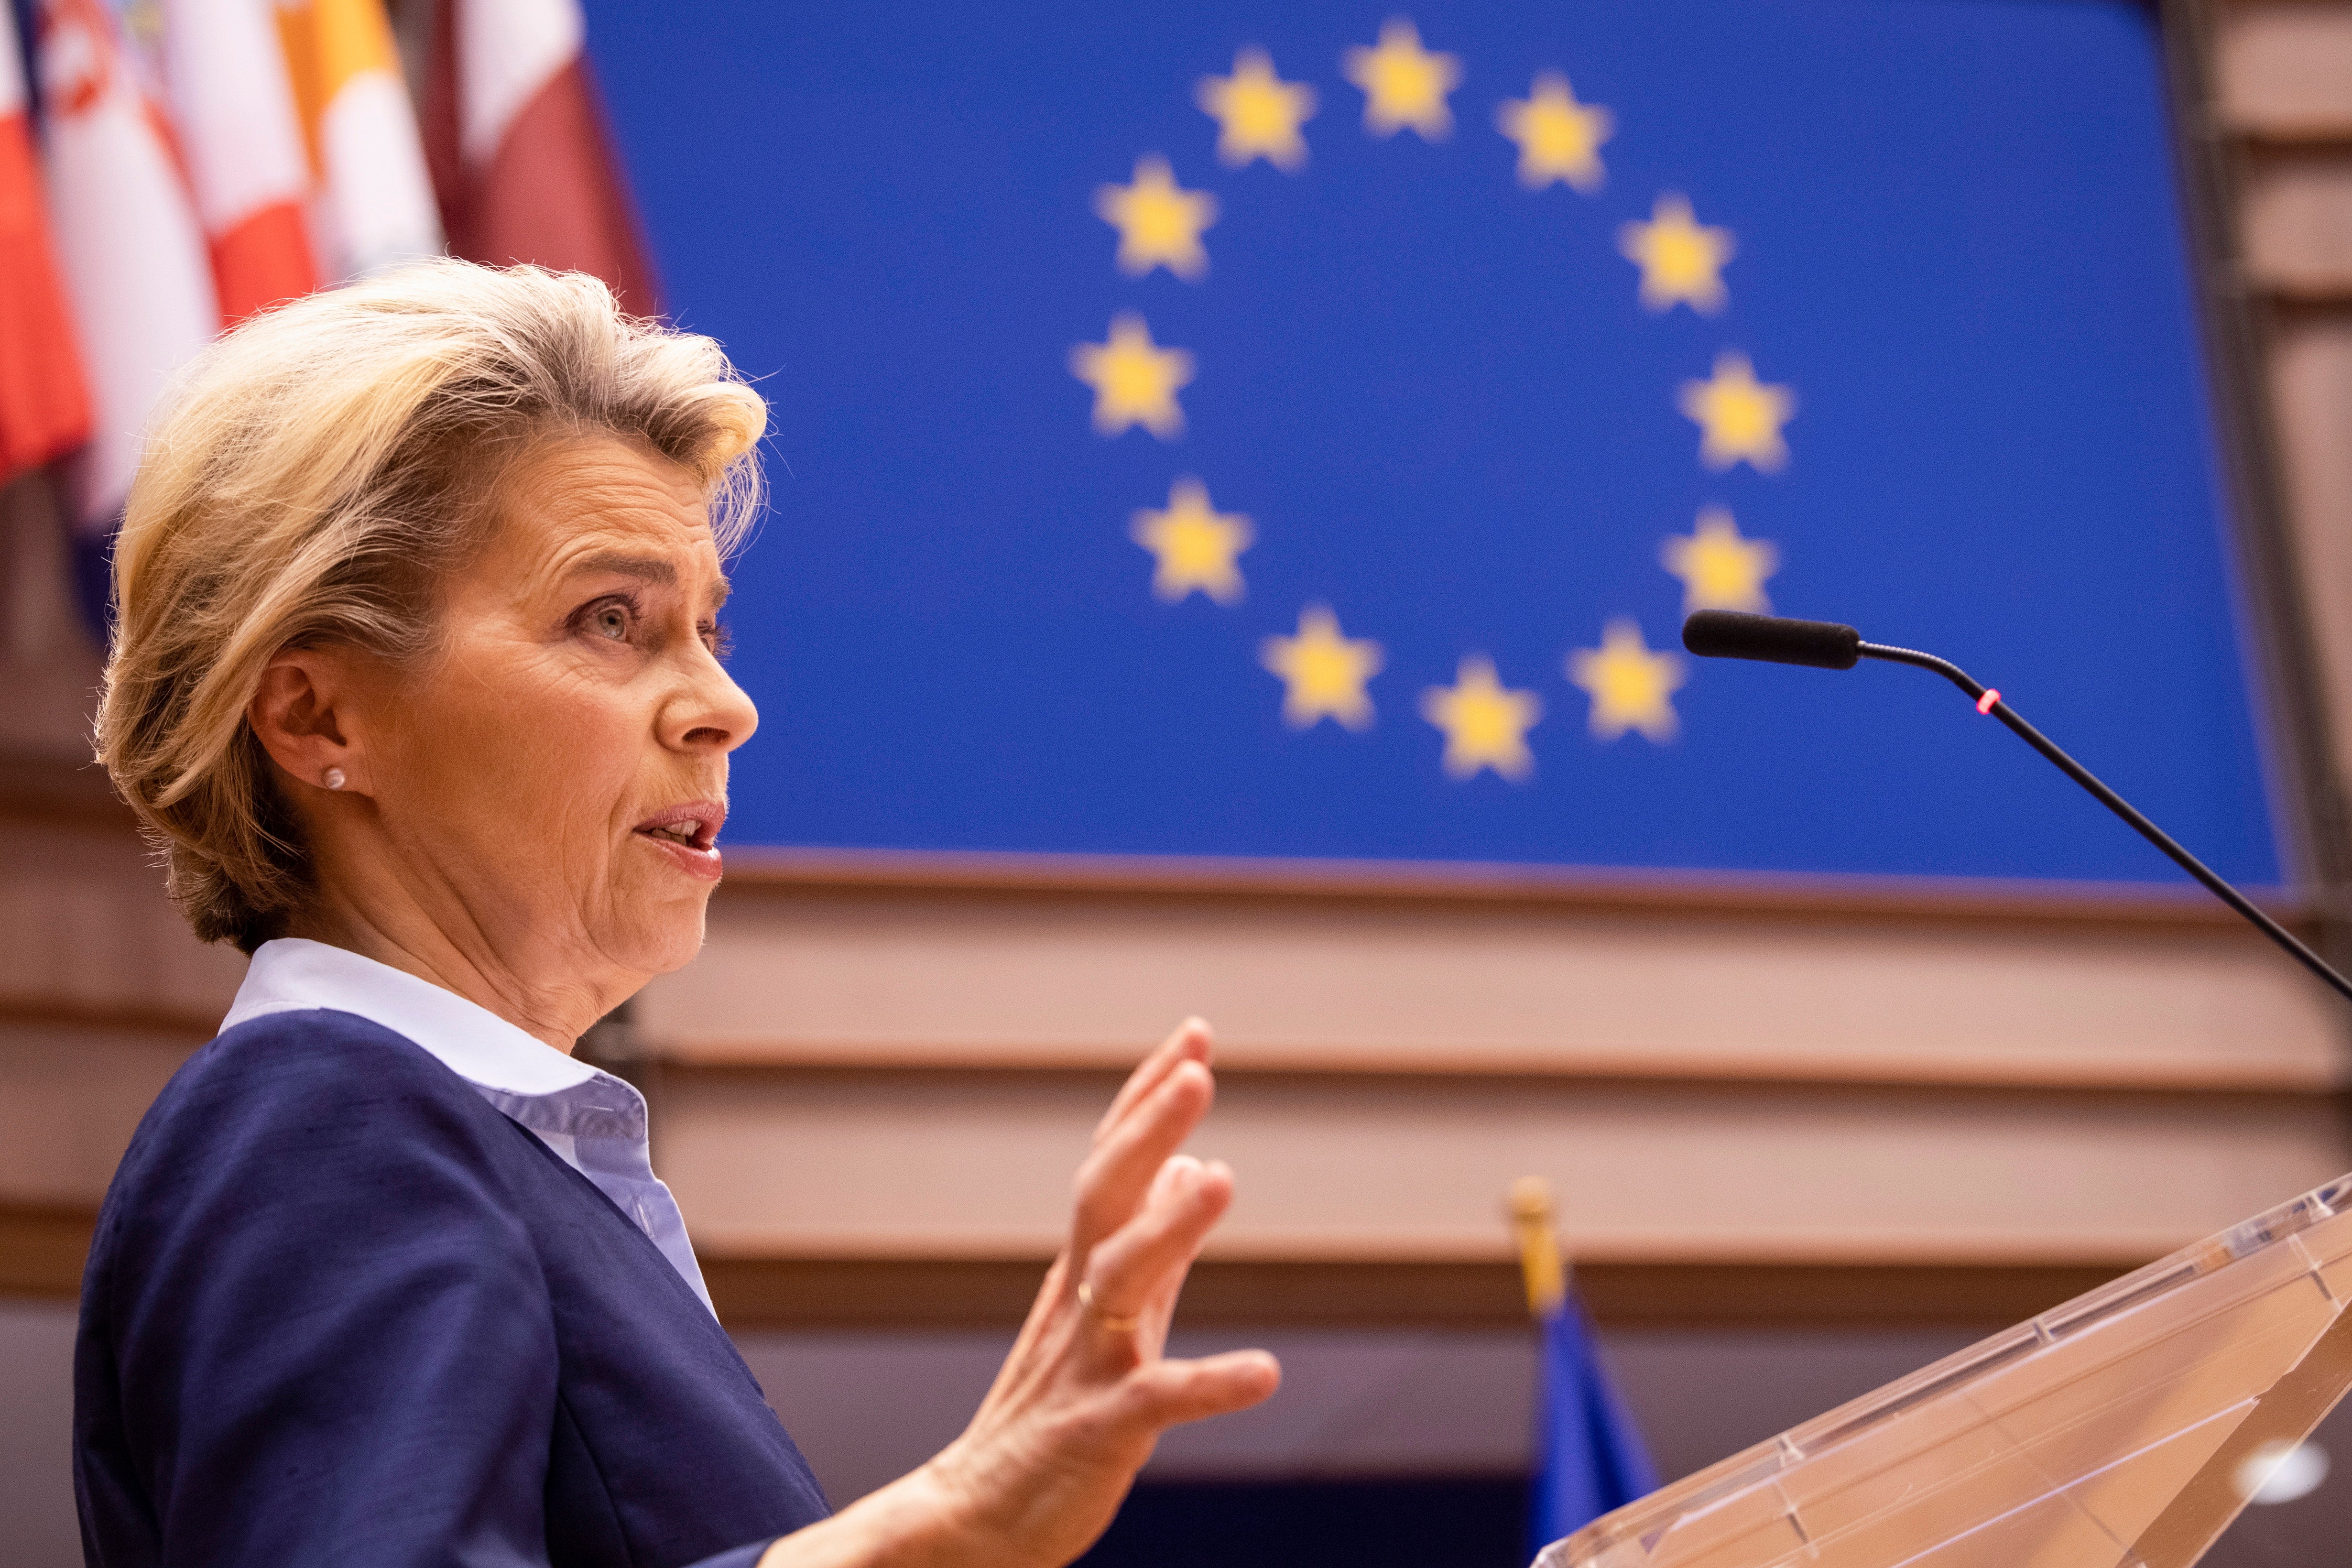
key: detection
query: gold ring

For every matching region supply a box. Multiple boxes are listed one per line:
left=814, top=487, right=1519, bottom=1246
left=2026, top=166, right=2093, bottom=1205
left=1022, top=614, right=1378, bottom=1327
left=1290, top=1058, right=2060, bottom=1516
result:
left=1077, top=1281, right=1143, bottom=1333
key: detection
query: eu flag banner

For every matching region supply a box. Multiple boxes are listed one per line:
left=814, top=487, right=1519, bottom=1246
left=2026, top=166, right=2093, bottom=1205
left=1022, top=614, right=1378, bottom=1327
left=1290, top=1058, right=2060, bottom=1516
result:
left=583, top=0, right=2283, bottom=887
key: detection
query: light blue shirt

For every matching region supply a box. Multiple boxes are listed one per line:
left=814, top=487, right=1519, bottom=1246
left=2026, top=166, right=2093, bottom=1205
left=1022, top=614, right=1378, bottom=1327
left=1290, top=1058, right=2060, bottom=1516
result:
left=222, top=937, right=714, bottom=1314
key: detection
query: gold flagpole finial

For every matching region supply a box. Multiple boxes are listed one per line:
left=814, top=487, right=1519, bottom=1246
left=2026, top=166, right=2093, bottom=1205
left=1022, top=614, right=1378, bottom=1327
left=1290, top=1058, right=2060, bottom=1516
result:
left=1509, top=1175, right=1568, bottom=1318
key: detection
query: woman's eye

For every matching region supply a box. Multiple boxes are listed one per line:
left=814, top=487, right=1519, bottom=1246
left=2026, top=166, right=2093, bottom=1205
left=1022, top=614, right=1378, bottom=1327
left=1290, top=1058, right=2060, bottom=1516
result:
left=591, top=605, right=631, bottom=640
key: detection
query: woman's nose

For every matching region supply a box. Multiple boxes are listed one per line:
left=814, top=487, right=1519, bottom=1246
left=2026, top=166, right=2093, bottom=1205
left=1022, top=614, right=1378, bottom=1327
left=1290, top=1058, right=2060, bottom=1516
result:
left=667, top=650, right=760, bottom=754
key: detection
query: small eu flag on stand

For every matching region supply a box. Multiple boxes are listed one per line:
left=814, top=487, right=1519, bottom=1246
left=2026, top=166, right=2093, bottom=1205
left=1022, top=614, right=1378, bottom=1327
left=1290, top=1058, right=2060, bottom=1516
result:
left=1513, top=1178, right=1659, bottom=1557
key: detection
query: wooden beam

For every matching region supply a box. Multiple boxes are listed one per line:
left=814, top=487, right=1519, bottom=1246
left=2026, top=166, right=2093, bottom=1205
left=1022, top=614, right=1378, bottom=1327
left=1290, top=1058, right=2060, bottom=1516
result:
left=0, top=1204, right=2134, bottom=1330
left=697, top=1256, right=2134, bottom=1332
left=653, top=1047, right=2348, bottom=1094
left=2262, top=276, right=2352, bottom=307
left=2232, top=120, right=2352, bottom=152
left=0, top=994, right=219, bottom=1041
left=717, top=847, right=2306, bottom=936
left=0, top=753, right=132, bottom=828
left=0, top=1203, right=98, bottom=1297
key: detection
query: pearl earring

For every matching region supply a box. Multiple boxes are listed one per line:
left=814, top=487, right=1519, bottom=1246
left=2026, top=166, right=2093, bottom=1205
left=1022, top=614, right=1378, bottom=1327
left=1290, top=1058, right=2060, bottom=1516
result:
left=322, top=768, right=347, bottom=791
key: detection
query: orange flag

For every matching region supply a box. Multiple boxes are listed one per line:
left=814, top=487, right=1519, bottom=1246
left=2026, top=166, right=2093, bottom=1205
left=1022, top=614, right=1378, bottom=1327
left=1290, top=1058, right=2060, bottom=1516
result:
left=274, top=0, right=443, bottom=282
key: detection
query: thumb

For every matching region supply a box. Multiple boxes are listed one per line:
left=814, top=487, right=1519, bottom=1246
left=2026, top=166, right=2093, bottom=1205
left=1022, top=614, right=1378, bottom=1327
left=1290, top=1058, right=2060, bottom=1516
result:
left=1120, top=1349, right=1283, bottom=1429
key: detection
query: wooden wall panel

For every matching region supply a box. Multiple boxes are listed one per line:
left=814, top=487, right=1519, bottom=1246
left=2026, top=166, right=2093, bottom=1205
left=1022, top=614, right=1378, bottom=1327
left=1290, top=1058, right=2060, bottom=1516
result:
left=2221, top=0, right=2352, bottom=801
left=2269, top=318, right=2352, bottom=784
left=0, top=1026, right=196, bottom=1205
left=2216, top=3, right=2352, bottom=137
left=0, top=819, right=245, bottom=1032
left=0, top=477, right=101, bottom=762
left=659, top=1065, right=2351, bottom=1267
left=2243, top=155, right=2352, bottom=295
left=644, top=879, right=2346, bottom=1089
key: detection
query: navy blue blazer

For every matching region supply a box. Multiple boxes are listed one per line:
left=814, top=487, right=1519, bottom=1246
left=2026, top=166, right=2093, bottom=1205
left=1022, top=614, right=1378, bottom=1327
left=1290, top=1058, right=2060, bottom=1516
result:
left=74, top=1009, right=831, bottom=1568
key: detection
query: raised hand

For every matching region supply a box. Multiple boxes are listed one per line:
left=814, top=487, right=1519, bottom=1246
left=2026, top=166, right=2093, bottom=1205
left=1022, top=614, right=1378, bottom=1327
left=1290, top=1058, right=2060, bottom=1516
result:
left=763, top=1020, right=1280, bottom=1568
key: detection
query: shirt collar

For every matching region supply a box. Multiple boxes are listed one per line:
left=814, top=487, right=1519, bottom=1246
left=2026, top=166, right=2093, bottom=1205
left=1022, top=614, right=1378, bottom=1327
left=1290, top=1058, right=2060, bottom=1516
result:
left=223, top=937, right=606, bottom=1099
left=224, top=938, right=712, bottom=1315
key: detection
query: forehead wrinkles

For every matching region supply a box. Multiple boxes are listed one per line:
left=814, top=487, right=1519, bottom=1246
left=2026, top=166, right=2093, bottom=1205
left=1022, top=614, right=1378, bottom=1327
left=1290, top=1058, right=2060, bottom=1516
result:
left=489, top=441, right=723, bottom=599
left=499, top=430, right=710, bottom=529
left=511, top=466, right=711, bottom=544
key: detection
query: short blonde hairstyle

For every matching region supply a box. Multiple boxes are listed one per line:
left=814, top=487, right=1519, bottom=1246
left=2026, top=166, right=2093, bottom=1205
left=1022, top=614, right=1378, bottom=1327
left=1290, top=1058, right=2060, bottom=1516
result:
left=98, top=259, right=767, bottom=952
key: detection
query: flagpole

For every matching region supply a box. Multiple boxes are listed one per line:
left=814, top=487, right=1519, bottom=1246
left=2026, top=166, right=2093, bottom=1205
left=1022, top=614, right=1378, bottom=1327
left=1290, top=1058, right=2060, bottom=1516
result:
left=1509, top=1176, right=1568, bottom=1319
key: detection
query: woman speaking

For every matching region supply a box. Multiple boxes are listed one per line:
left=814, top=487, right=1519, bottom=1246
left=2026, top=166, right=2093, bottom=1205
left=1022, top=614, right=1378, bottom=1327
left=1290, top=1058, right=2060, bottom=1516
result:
left=79, top=260, right=1279, bottom=1567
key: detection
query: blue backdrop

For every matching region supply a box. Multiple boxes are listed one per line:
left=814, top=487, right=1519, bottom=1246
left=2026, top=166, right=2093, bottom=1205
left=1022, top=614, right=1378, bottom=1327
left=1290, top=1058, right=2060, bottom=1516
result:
left=582, top=0, right=2286, bottom=886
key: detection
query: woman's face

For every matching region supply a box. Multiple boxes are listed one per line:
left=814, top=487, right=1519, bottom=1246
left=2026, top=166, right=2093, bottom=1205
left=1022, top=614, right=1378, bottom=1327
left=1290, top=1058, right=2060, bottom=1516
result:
left=315, top=434, right=757, bottom=993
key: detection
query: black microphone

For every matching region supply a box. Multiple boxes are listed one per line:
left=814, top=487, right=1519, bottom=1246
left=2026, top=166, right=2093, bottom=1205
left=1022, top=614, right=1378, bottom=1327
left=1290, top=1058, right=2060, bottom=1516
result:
left=1682, top=610, right=2352, bottom=1007
left=1683, top=610, right=1860, bottom=670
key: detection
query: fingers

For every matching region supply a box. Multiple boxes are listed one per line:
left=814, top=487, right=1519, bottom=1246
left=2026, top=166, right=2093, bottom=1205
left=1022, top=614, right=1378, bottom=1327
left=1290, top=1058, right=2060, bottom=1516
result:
left=1070, top=1057, right=1213, bottom=1253
left=980, top=1149, right=1234, bottom=1430
left=1121, top=1350, right=1283, bottom=1428
left=1094, top=1018, right=1213, bottom=1146
left=1081, top=1155, right=1232, bottom=1334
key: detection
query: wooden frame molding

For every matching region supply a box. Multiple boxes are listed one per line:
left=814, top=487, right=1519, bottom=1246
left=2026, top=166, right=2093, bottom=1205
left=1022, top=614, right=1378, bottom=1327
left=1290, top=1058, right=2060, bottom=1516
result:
left=717, top=847, right=2310, bottom=933
left=2168, top=0, right=2352, bottom=901
left=0, top=1202, right=2131, bottom=1330
left=699, top=1256, right=2138, bottom=1332
left=0, top=1203, right=100, bottom=1298
left=654, top=1051, right=2352, bottom=1095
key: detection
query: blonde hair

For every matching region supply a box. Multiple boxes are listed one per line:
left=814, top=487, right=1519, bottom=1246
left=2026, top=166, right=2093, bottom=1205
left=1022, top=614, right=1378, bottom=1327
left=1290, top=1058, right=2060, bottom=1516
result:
left=97, top=259, right=768, bottom=952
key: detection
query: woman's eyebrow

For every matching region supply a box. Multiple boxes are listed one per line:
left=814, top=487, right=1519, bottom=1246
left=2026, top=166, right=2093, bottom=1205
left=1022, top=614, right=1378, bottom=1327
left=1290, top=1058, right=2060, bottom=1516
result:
left=569, top=552, right=676, bottom=586
left=567, top=553, right=731, bottom=609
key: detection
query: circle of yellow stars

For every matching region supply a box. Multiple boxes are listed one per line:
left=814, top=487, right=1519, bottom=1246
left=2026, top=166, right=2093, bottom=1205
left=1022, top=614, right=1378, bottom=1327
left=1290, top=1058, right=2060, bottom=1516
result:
left=1070, top=18, right=1801, bottom=784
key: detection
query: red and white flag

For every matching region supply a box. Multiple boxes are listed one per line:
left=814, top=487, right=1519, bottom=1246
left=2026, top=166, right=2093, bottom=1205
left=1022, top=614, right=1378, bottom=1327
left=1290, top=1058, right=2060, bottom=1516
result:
left=273, top=0, right=442, bottom=282
left=0, top=0, right=91, bottom=482
left=162, top=0, right=320, bottom=322
left=36, top=0, right=219, bottom=544
left=425, top=0, right=659, bottom=311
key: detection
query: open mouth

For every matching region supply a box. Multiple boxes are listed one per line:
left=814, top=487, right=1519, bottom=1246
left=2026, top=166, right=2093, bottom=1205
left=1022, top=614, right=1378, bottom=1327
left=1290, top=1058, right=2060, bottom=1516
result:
left=632, top=800, right=726, bottom=862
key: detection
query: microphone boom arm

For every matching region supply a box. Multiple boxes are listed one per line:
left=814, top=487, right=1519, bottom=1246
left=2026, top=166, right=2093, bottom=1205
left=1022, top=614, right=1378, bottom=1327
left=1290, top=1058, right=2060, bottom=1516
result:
left=1684, top=610, right=2352, bottom=1007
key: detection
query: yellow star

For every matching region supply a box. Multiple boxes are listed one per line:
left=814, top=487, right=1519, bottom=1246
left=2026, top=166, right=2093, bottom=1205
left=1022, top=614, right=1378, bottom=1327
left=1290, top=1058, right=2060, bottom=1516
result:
left=1069, top=313, right=1194, bottom=439
left=1094, top=155, right=1219, bottom=281
left=1678, top=351, right=1796, bottom=472
left=1661, top=506, right=1779, bottom=614
left=1261, top=604, right=1384, bottom=730
left=1495, top=72, right=1613, bottom=193
left=1131, top=478, right=1252, bottom=604
left=1196, top=47, right=1318, bottom=171
left=1420, top=654, right=1543, bottom=781
left=1341, top=18, right=1461, bottom=141
left=1567, top=620, right=1686, bottom=743
left=1619, top=193, right=1735, bottom=314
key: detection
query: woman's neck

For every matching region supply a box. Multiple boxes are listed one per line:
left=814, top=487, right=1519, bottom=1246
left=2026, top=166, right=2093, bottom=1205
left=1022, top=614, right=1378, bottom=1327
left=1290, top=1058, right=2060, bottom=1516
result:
left=281, top=894, right=632, bottom=1055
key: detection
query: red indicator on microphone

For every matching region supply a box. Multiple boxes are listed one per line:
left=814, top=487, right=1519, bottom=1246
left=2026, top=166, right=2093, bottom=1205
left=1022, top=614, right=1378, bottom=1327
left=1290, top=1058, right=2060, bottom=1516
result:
left=1977, top=689, right=2001, bottom=714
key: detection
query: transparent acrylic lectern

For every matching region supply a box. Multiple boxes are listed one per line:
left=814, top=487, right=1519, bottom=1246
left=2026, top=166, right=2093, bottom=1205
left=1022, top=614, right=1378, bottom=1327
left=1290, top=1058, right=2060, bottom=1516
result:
left=1535, top=1172, right=2352, bottom=1568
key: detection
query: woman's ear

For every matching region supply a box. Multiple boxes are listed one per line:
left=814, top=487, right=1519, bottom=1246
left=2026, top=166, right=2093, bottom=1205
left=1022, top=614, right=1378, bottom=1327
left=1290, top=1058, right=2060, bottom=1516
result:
left=249, top=649, right=368, bottom=797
